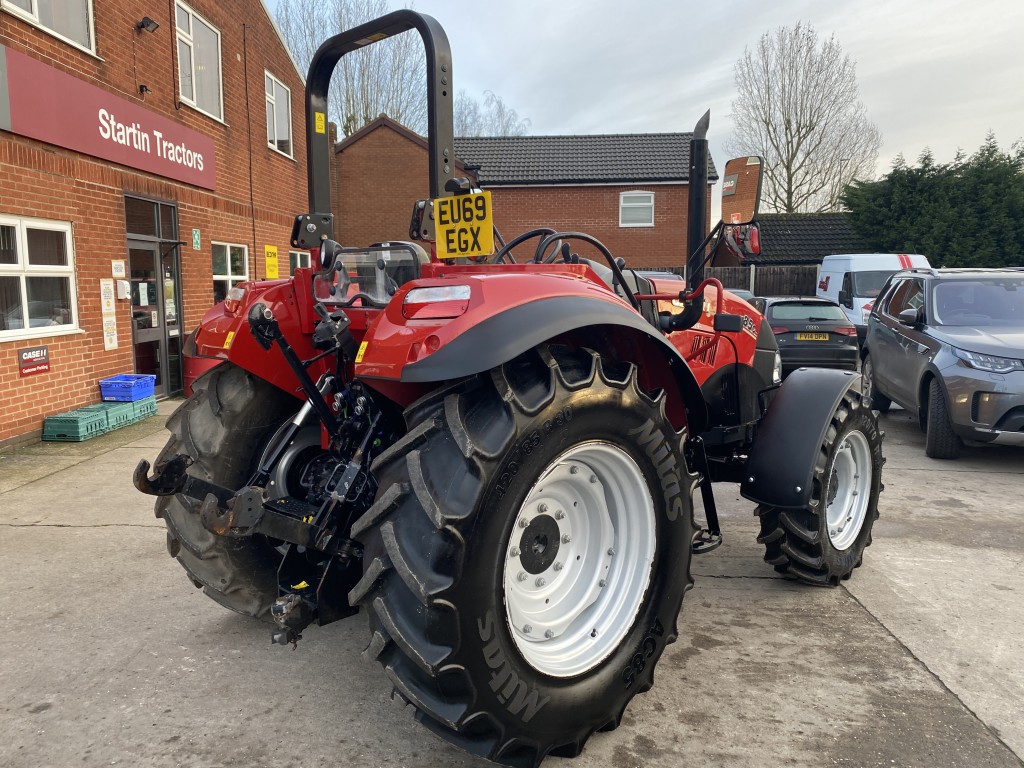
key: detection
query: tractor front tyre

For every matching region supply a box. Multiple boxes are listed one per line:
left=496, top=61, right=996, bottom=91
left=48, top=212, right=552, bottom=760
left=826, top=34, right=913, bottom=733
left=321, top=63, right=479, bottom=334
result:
left=349, top=345, right=697, bottom=767
left=756, top=388, right=883, bottom=585
left=154, top=362, right=299, bottom=619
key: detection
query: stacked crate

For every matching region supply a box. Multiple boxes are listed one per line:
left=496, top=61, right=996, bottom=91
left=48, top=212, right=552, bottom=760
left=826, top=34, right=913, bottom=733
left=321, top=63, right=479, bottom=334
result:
left=42, top=374, right=158, bottom=441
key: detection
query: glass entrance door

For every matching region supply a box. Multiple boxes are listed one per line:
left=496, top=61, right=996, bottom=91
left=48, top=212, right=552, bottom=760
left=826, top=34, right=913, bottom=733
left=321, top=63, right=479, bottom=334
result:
left=129, top=241, right=182, bottom=397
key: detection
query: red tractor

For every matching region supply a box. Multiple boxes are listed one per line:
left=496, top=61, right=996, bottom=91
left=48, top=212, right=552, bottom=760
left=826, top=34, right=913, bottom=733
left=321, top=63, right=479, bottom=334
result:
left=136, top=11, right=882, bottom=767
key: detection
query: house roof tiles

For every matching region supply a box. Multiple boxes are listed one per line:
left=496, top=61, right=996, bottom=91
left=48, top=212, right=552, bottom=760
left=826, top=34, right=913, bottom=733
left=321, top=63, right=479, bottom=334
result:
left=454, top=134, right=718, bottom=186
left=752, top=213, right=869, bottom=265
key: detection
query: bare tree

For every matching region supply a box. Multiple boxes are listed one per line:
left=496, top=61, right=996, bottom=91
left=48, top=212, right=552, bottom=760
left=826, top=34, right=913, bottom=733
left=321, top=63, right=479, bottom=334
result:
left=455, top=90, right=530, bottom=136
left=274, top=0, right=426, bottom=135
left=274, top=1, right=529, bottom=138
left=725, top=23, right=882, bottom=213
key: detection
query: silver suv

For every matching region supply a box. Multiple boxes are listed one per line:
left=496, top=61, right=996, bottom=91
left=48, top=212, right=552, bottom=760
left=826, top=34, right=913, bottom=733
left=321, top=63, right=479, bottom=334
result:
left=861, top=268, right=1024, bottom=458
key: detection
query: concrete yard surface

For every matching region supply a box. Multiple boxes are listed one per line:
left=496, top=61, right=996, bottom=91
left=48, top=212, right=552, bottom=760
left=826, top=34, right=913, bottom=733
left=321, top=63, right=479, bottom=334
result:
left=1, top=400, right=1021, bottom=768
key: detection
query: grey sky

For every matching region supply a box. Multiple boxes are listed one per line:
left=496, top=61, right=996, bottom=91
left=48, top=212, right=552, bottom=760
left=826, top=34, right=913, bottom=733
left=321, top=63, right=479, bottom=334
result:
left=268, top=0, right=1024, bottom=215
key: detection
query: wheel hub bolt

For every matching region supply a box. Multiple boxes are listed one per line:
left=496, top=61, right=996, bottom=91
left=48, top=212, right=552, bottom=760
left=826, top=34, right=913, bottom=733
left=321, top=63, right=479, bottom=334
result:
left=562, top=534, right=571, bottom=544
left=599, top=579, right=607, bottom=587
left=523, top=625, right=532, bottom=634
left=553, top=562, right=563, bottom=571
left=535, top=577, right=546, bottom=587
left=517, top=571, right=528, bottom=582
left=538, top=503, right=548, bottom=513
left=555, top=510, right=565, bottom=520
left=544, top=629, right=555, bottom=639
left=607, top=547, right=615, bottom=556
left=510, top=547, right=520, bottom=558
left=589, top=475, right=597, bottom=484
left=570, top=466, right=579, bottom=475
left=519, top=518, right=529, bottom=528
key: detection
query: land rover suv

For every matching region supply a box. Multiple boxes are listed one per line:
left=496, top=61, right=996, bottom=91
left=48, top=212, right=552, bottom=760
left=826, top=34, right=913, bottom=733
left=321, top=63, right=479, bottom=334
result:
left=861, top=268, right=1024, bottom=459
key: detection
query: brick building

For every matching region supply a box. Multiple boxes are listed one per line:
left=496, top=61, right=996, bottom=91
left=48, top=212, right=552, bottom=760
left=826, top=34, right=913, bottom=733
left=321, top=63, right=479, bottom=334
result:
left=333, top=116, right=715, bottom=269
left=0, top=0, right=308, bottom=445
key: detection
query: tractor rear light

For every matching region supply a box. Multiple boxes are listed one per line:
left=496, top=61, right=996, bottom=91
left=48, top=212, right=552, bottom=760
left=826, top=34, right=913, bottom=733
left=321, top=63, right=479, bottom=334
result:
left=748, top=226, right=760, bottom=255
left=834, top=326, right=858, bottom=337
left=223, top=285, right=246, bottom=314
left=770, top=326, right=789, bottom=335
left=403, top=285, right=471, bottom=319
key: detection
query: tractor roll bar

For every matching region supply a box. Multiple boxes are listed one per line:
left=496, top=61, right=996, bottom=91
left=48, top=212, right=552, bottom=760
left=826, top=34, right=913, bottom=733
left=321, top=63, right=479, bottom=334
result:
left=305, top=10, right=455, bottom=230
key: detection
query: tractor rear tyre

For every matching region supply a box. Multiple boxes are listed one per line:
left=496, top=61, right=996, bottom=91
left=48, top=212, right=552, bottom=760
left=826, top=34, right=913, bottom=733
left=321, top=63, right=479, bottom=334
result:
left=154, top=362, right=300, bottom=619
left=349, top=345, right=696, bottom=767
left=756, top=388, right=882, bottom=585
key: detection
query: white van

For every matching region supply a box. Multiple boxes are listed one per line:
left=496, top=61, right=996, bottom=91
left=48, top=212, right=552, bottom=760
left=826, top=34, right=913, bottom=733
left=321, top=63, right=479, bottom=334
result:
left=816, top=253, right=931, bottom=340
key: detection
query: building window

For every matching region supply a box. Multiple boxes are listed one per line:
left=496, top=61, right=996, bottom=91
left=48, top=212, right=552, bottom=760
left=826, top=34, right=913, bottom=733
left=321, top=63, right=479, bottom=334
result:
left=289, top=250, right=310, bottom=274
left=175, top=2, right=223, bottom=121
left=2, top=0, right=94, bottom=52
left=212, top=242, right=247, bottom=303
left=265, top=72, right=293, bottom=158
left=619, top=191, right=654, bottom=227
left=0, top=215, right=77, bottom=337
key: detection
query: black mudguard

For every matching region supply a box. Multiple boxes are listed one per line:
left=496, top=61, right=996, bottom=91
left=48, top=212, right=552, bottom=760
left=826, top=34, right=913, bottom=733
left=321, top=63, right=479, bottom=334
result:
left=740, top=367, right=861, bottom=510
left=399, top=295, right=708, bottom=434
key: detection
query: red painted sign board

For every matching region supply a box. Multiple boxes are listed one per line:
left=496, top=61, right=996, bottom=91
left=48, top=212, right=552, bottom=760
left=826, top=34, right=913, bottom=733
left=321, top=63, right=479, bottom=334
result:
left=1, top=45, right=217, bottom=190
left=18, top=345, right=50, bottom=376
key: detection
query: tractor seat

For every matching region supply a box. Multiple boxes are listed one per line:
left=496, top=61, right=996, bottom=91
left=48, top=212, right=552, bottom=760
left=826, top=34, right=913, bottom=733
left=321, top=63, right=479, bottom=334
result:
left=579, top=258, right=659, bottom=326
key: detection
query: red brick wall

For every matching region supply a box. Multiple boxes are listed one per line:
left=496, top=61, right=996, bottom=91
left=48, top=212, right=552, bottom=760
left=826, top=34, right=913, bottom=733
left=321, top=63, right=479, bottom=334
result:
left=334, top=123, right=711, bottom=270
left=0, top=0, right=310, bottom=444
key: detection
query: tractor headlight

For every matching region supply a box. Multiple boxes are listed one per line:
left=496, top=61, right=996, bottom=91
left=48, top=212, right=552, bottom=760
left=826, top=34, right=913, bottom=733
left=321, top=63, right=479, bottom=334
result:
left=403, top=285, right=471, bottom=320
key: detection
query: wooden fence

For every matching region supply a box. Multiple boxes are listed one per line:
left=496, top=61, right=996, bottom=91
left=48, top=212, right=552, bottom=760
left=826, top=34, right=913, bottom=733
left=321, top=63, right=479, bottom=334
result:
left=707, top=265, right=820, bottom=297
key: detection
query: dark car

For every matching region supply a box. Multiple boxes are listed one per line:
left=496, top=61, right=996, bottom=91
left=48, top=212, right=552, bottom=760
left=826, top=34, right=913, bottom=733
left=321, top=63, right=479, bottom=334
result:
left=762, top=296, right=859, bottom=375
left=861, top=268, right=1024, bottom=459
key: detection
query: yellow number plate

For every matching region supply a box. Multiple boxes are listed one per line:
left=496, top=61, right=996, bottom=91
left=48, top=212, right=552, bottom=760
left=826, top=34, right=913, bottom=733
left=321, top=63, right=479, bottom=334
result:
left=796, top=332, right=829, bottom=341
left=434, top=191, right=494, bottom=259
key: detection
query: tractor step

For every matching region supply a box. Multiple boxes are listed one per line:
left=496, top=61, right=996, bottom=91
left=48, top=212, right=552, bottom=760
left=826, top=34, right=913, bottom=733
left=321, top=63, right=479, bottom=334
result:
left=691, top=528, right=723, bottom=554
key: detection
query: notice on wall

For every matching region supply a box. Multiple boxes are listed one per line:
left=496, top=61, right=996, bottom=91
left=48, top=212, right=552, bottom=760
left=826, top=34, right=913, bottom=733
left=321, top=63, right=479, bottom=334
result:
left=192, top=229, right=201, bottom=250
left=102, top=317, right=118, bottom=351
left=111, top=260, right=126, bottom=278
left=100, top=278, right=116, bottom=316
left=18, top=345, right=50, bottom=376
left=265, top=245, right=279, bottom=279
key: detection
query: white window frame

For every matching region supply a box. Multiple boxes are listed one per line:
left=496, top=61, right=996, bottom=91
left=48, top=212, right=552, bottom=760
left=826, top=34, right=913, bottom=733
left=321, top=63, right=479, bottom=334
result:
left=1, top=0, right=96, bottom=55
left=265, top=71, right=294, bottom=159
left=619, top=191, right=655, bottom=228
left=211, top=242, right=248, bottom=304
left=0, top=214, right=79, bottom=341
left=175, top=2, right=224, bottom=122
left=288, top=250, right=310, bottom=274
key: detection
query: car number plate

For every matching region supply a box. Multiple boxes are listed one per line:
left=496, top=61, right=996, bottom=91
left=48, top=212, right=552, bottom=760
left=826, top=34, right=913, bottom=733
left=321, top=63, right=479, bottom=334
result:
left=796, top=332, right=830, bottom=341
left=434, top=191, right=494, bottom=259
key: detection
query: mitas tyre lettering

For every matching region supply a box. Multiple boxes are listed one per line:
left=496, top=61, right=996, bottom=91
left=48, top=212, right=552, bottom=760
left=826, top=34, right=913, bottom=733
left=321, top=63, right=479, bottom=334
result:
left=477, top=611, right=551, bottom=723
left=350, top=344, right=697, bottom=767
left=621, top=617, right=665, bottom=688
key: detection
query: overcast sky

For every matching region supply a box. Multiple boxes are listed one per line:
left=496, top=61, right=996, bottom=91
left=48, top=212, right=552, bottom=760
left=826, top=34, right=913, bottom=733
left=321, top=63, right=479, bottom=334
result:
left=269, top=0, right=1024, bottom=216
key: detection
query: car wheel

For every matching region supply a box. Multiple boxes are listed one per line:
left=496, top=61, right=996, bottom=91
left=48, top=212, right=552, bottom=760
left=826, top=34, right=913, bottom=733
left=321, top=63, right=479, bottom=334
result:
left=925, top=378, right=962, bottom=459
left=861, top=354, right=891, bottom=413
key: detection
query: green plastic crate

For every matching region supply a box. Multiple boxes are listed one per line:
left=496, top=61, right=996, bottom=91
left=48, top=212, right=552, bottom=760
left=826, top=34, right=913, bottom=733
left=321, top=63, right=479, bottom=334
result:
left=43, top=407, right=109, bottom=442
left=100, top=401, right=136, bottom=430
left=130, top=396, right=158, bottom=422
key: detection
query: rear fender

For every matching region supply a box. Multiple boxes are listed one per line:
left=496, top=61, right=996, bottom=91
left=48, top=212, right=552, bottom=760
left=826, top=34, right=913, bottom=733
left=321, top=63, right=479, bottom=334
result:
left=357, top=277, right=707, bottom=433
left=190, top=278, right=323, bottom=400
left=740, top=367, right=861, bottom=509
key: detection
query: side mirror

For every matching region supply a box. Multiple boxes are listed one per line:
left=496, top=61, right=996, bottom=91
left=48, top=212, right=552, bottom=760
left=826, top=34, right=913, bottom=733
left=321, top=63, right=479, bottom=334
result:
left=838, top=290, right=853, bottom=308
left=721, top=222, right=760, bottom=261
left=720, top=156, right=763, bottom=225
left=751, top=297, right=766, bottom=314
left=898, top=307, right=921, bottom=326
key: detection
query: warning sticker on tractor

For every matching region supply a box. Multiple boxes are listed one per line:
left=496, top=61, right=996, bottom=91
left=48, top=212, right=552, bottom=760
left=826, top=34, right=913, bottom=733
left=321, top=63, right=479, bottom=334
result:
left=434, top=191, right=494, bottom=259
left=314, top=112, right=326, bottom=134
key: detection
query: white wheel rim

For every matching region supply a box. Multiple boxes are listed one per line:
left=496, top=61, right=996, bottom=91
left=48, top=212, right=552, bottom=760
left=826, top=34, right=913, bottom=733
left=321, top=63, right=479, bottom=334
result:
left=503, top=441, right=656, bottom=678
left=825, top=430, right=872, bottom=550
